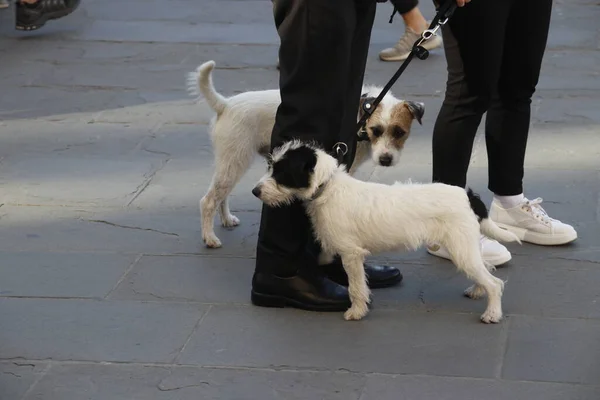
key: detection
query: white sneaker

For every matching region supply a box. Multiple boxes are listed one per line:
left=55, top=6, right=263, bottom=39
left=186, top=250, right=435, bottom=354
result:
left=490, top=197, right=577, bottom=245
left=427, top=235, right=512, bottom=266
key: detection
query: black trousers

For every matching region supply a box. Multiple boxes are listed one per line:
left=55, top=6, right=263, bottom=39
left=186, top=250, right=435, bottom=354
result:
left=390, top=0, right=419, bottom=14
left=432, top=0, right=553, bottom=195
left=255, top=0, right=377, bottom=275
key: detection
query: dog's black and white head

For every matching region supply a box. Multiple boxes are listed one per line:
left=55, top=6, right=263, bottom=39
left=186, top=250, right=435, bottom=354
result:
left=251, top=140, right=339, bottom=207
left=359, top=86, right=425, bottom=167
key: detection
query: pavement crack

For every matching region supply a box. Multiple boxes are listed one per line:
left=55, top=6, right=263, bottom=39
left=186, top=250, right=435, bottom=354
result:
left=83, top=219, right=179, bottom=237
left=3, top=371, right=21, bottom=377
left=126, top=158, right=170, bottom=206
left=52, top=143, right=91, bottom=152
left=131, top=287, right=167, bottom=300
left=157, top=382, right=210, bottom=392
left=418, top=290, right=425, bottom=305
left=13, top=362, right=36, bottom=368
left=551, top=255, right=600, bottom=265
left=172, top=305, right=213, bottom=364
left=143, top=148, right=171, bottom=156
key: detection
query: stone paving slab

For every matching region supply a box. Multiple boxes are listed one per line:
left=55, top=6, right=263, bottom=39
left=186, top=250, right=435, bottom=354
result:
left=0, top=362, right=49, bottom=400
left=108, top=255, right=256, bottom=304
left=0, top=86, right=152, bottom=121
left=6, top=361, right=600, bottom=400
left=502, top=316, right=600, bottom=385
left=0, top=120, right=158, bottom=159
left=396, top=256, right=600, bottom=320
left=21, top=363, right=367, bottom=400
left=0, top=205, right=259, bottom=255
left=362, top=374, right=600, bottom=400
left=177, top=306, right=507, bottom=378
left=0, top=252, right=135, bottom=298
left=0, top=298, right=207, bottom=363
left=0, top=157, right=163, bottom=207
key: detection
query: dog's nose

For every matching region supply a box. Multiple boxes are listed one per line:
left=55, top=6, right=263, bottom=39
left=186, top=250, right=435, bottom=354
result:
left=252, top=186, right=262, bottom=198
left=379, top=154, right=393, bottom=167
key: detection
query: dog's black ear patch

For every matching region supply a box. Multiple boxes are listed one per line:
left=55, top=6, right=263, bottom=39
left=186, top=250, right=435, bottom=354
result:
left=272, top=145, right=317, bottom=189
left=406, top=101, right=425, bottom=125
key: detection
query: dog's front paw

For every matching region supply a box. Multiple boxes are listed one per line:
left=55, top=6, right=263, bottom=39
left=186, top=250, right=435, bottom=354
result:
left=344, top=304, right=369, bottom=321
left=464, top=284, right=486, bottom=300
left=480, top=308, right=503, bottom=324
left=222, top=214, right=240, bottom=228
left=203, top=233, right=223, bottom=248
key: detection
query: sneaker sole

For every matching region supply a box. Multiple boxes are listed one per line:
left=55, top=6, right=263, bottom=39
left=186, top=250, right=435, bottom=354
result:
left=427, top=247, right=512, bottom=267
left=16, top=0, right=81, bottom=31
left=494, top=222, right=578, bottom=246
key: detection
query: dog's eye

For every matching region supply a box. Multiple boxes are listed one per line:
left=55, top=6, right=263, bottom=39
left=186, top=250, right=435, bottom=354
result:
left=392, top=126, right=406, bottom=139
left=370, top=126, right=384, bottom=137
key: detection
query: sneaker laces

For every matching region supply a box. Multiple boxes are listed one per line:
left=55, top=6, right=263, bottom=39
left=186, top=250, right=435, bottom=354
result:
left=521, top=197, right=555, bottom=224
left=394, top=26, right=418, bottom=51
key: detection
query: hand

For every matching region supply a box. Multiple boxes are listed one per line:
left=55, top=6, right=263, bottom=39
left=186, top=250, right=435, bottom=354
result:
left=456, top=0, right=471, bottom=7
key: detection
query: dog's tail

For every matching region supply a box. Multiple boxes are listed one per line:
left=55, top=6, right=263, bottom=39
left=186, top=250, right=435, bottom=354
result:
left=186, top=60, right=228, bottom=115
left=467, top=188, right=521, bottom=244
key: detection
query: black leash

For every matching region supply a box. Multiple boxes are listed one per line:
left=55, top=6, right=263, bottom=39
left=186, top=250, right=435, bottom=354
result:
left=334, top=0, right=458, bottom=165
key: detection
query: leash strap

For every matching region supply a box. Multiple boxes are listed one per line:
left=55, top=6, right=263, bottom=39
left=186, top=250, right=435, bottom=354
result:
left=346, top=0, right=458, bottom=151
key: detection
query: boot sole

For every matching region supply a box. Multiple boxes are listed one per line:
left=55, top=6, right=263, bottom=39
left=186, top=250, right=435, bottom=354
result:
left=251, top=290, right=350, bottom=312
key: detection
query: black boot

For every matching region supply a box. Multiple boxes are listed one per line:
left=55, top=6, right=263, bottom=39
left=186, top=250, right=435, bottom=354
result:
left=251, top=267, right=351, bottom=312
left=321, top=257, right=403, bottom=289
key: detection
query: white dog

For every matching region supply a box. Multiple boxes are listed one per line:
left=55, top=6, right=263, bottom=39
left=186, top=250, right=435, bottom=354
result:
left=251, top=140, right=521, bottom=323
left=187, top=60, right=425, bottom=248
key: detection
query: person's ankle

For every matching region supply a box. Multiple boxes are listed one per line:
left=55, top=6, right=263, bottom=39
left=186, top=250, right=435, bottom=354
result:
left=493, top=193, right=525, bottom=209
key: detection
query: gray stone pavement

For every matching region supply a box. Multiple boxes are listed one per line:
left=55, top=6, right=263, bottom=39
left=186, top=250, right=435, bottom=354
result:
left=0, top=0, right=599, bottom=398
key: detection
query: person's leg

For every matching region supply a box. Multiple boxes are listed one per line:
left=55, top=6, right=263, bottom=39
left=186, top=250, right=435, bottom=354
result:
left=402, top=4, right=428, bottom=32
left=487, top=0, right=577, bottom=245
left=431, top=0, right=512, bottom=188
left=427, top=0, right=513, bottom=266
left=379, top=0, right=442, bottom=62
left=320, top=0, right=404, bottom=288
left=253, top=0, right=385, bottom=312
left=486, top=0, right=552, bottom=197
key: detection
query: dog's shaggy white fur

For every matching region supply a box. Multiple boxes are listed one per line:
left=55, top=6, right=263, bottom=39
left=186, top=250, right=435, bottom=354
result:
left=187, top=60, right=424, bottom=248
left=252, top=140, right=521, bottom=323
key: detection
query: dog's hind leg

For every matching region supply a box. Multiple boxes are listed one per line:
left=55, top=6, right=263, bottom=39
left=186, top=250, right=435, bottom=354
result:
left=463, top=260, right=496, bottom=300
left=201, top=147, right=255, bottom=248
left=443, top=236, right=505, bottom=324
left=340, top=250, right=371, bottom=321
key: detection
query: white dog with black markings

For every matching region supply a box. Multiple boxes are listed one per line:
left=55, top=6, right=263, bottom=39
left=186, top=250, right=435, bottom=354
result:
left=251, top=140, right=521, bottom=323
left=187, top=60, right=425, bottom=248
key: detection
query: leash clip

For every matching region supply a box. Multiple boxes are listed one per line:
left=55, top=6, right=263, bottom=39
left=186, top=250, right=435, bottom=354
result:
left=333, top=142, right=348, bottom=164
left=357, top=126, right=370, bottom=142
left=362, top=98, right=375, bottom=117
